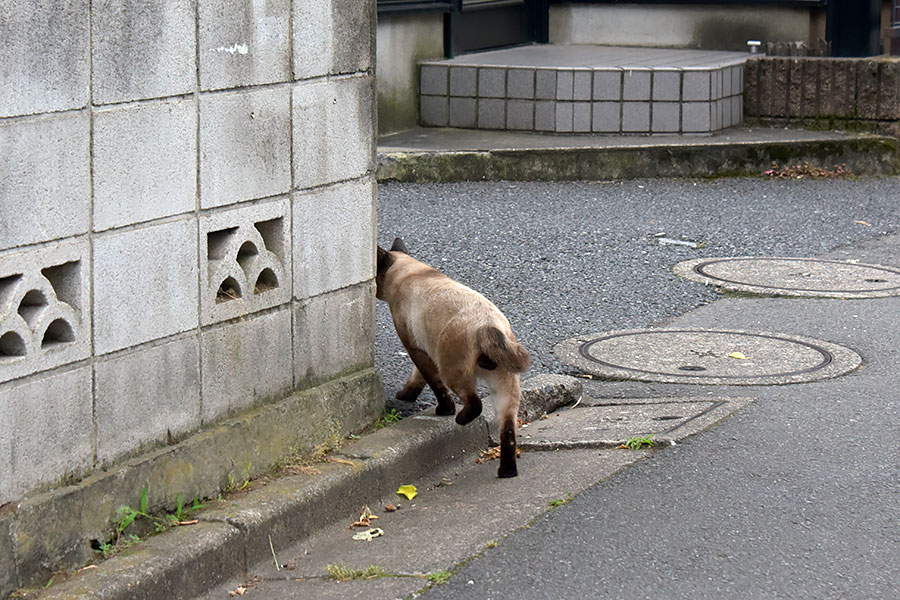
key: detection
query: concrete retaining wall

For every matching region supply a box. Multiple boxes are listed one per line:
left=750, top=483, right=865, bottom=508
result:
left=1, top=0, right=378, bottom=590
left=376, top=12, right=445, bottom=135
left=744, top=56, right=900, bottom=133
left=550, top=3, right=825, bottom=52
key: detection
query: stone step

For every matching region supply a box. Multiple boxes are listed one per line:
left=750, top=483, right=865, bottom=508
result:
left=419, top=44, right=749, bottom=135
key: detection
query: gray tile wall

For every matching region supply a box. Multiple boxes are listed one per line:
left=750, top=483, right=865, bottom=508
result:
left=419, top=60, right=745, bottom=135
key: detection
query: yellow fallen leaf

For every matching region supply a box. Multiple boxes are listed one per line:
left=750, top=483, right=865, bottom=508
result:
left=396, top=484, right=417, bottom=500
left=729, top=352, right=749, bottom=360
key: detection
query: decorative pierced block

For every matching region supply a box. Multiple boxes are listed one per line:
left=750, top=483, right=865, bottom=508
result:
left=0, top=239, right=90, bottom=384
left=200, top=198, right=291, bottom=326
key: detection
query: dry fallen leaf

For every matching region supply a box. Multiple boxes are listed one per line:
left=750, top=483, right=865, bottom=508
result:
left=283, top=464, right=322, bottom=476
left=384, top=503, right=397, bottom=512
left=476, top=446, right=522, bottom=464
left=228, top=586, right=247, bottom=597
left=349, top=505, right=378, bottom=528
left=855, top=220, right=872, bottom=226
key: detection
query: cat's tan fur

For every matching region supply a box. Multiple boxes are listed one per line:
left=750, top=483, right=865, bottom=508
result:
left=376, top=238, right=529, bottom=478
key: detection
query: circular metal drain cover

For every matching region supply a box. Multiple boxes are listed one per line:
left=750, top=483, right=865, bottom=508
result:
left=555, top=329, right=861, bottom=385
left=673, top=257, right=900, bottom=298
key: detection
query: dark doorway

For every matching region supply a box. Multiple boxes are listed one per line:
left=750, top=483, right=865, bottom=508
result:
left=827, top=0, right=881, bottom=56
left=446, top=0, right=548, bottom=57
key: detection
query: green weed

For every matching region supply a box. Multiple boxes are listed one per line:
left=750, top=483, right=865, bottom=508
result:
left=375, top=408, right=402, bottom=430
left=97, top=488, right=207, bottom=559
left=225, top=463, right=253, bottom=493
left=548, top=493, right=574, bottom=508
left=325, top=563, right=387, bottom=581
left=426, top=571, right=451, bottom=585
left=621, top=434, right=655, bottom=450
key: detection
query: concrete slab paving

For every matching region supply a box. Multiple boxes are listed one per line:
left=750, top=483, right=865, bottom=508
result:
left=517, top=397, right=754, bottom=450
left=674, top=256, right=900, bottom=298
left=197, top=447, right=649, bottom=599
left=379, top=126, right=860, bottom=153
left=221, top=578, right=424, bottom=600
left=422, top=44, right=747, bottom=69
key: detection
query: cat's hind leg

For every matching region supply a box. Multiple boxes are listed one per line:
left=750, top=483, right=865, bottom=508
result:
left=395, top=366, right=426, bottom=402
left=486, top=370, right=520, bottom=478
left=406, top=348, right=456, bottom=416
left=441, top=370, right=482, bottom=425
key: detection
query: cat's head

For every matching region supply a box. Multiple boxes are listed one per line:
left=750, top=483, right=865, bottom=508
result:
left=375, top=237, right=409, bottom=299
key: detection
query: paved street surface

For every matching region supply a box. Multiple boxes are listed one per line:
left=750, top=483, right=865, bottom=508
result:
left=202, top=177, right=899, bottom=599
left=377, top=177, right=900, bottom=413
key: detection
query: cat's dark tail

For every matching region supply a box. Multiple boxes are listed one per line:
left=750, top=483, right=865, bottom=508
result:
left=476, top=326, right=530, bottom=373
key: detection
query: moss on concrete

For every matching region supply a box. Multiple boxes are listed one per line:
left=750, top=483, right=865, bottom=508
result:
left=1, top=369, right=383, bottom=592
left=377, top=136, right=900, bottom=183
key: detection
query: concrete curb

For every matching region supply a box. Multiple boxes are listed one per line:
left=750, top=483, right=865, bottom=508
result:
left=377, top=134, right=899, bottom=182
left=32, top=374, right=581, bottom=600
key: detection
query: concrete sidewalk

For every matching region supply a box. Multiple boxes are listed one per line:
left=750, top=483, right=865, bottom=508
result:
left=377, top=126, right=899, bottom=182
left=25, top=376, right=579, bottom=600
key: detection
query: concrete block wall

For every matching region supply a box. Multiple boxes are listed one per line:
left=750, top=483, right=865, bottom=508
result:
left=0, top=0, right=377, bottom=509
left=744, top=56, right=900, bottom=130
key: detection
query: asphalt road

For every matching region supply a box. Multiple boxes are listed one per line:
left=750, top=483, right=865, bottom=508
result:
left=376, top=177, right=900, bottom=411
left=375, top=177, right=900, bottom=600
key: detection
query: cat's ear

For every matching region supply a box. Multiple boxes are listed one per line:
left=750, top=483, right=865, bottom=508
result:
left=390, top=237, right=409, bottom=254
left=377, top=246, right=393, bottom=273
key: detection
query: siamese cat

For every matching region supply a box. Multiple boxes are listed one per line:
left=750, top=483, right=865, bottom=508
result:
left=376, top=238, right=529, bottom=478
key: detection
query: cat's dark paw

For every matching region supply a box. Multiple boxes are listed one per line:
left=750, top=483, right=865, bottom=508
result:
left=435, top=401, right=456, bottom=416
left=455, top=403, right=482, bottom=425
left=395, top=386, right=423, bottom=402
left=497, top=462, right=518, bottom=478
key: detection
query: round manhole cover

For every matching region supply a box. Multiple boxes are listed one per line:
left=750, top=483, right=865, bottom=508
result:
left=554, top=329, right=861, bottom=385
left=673, top=257, right=900, bottom=298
